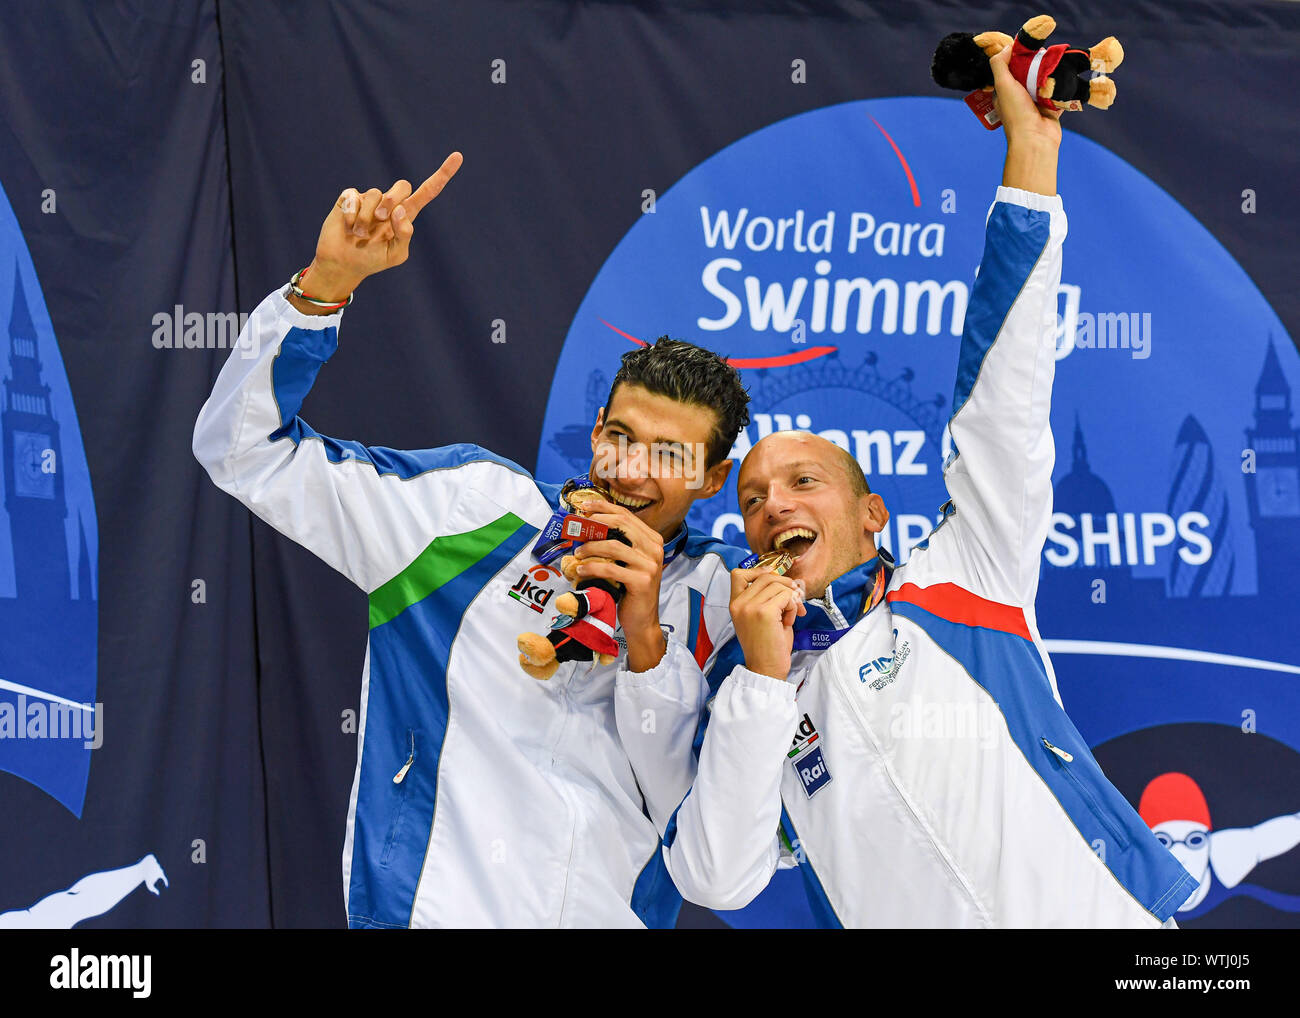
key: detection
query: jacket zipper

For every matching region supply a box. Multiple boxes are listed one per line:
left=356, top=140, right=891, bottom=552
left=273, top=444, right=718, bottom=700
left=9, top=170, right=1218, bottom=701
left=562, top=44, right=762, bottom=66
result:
left=830, top=661, right=991, bottom=924
left=1039, top=737, right=1130, bottom=849
left=393, top=730, right=415, bottom=783
left=381, top=729, right=416, bottom=867
left=811, top=582, right=849, bottom=629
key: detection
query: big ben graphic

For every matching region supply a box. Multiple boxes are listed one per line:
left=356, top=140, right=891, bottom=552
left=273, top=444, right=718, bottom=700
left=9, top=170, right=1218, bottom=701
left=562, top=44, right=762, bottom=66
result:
left=1244, top=339, right=1300, bottom=599
left=2, top=264, right=70, bottom=602
left=0, top=260, right=97, bottom=817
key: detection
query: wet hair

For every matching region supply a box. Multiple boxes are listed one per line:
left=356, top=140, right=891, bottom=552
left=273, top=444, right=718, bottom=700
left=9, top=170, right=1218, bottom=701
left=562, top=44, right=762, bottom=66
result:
left=605, top=337, right=750, bottom=467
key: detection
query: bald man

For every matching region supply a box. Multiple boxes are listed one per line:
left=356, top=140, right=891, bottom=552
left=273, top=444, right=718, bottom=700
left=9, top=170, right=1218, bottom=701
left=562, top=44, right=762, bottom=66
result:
left=614, top=47, right=1198, bottom=928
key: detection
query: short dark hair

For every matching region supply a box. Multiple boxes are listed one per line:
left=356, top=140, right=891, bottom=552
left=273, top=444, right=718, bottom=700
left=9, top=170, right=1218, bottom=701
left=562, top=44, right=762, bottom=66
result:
left=606, top=337, right=750, bottom=467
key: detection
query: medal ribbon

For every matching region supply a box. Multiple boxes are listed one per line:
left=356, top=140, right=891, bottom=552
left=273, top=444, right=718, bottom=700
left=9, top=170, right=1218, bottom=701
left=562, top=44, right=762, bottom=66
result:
left=790, top=559, right=889, bottom=651
left=531, top=475, right=688, bottom=566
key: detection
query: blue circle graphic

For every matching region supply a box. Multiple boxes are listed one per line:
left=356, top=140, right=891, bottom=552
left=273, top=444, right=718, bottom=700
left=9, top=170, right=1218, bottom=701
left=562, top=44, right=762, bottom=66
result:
left=538, top=95, right=1300, bottom=749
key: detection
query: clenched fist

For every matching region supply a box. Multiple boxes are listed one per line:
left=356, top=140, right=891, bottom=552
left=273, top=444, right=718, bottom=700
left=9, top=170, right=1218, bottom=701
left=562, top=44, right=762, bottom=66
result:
left=729, top=566, right=806, bottom=682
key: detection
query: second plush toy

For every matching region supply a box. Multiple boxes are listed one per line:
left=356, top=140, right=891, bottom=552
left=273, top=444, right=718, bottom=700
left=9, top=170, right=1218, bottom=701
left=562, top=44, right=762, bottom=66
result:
left=932, top=14, right=1123, bottom=114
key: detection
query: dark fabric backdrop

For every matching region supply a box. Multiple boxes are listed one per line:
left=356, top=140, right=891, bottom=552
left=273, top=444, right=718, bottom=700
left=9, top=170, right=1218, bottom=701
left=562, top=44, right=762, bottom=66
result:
left=0, top=0, right=1296, bottom=928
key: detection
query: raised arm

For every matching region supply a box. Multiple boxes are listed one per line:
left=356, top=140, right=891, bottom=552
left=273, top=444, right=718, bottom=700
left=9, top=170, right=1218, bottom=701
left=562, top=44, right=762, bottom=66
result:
left=941, top=46, right=1068, bottom=606
left=0, top=855, right=167, bottom=929
left=1208, top=812, right=1300, bottom=889
left=192, top=155, right=541, bottom=593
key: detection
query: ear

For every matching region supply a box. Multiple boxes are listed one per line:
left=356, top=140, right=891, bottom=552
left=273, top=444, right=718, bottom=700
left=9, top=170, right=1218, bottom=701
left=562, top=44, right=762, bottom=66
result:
left=861, top=492, right=889, bottom=535
left=589, top=407, right=606, bottom=456
left=696, top=458, right=733, bottom=501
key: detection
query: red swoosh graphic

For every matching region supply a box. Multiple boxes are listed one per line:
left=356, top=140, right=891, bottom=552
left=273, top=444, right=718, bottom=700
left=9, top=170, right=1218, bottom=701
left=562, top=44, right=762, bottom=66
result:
left=727, top=346, right=838, bottom=368
left=598, top=318, right=837, bottom=369
left=869, top=115, right=921, bottom=208
left=599, top=318, right=650, bottom=347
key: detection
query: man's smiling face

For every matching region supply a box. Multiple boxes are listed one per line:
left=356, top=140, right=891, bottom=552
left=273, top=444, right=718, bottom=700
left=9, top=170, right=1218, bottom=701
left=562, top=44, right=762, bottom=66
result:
left=737, top=431, right=888, bottom=599
left=588, top=382, right=732, bottom=539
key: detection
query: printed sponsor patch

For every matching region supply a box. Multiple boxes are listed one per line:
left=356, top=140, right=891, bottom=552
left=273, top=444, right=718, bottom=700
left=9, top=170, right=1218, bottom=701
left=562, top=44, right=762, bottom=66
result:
left=789, top=712, right=832, bottom=798
left=788, top=712, right=819, bottom=758
left=506, top=564, right=560, bottom=614
left=794, top=745, right=832, bottom=799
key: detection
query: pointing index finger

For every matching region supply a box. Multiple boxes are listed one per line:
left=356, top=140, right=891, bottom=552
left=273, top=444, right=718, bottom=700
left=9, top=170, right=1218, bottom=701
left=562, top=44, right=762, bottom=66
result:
left=403, top=151, right=463, bottom=221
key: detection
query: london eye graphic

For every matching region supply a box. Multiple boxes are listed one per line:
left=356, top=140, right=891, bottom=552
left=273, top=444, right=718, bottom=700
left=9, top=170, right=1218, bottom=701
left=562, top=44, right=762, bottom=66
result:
left=740, top=350, right=949, bottom=450
left=547, top=349, right=948, bottom=481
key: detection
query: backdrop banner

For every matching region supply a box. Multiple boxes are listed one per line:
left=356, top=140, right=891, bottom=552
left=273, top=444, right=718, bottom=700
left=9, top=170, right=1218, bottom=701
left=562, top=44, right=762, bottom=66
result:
left=1, top=0, right=1297, bottom=928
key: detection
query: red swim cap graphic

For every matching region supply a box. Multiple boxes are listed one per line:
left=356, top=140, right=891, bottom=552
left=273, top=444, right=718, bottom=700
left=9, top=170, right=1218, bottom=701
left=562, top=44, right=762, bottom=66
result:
left=1140, top=772, right=1212, bottom=831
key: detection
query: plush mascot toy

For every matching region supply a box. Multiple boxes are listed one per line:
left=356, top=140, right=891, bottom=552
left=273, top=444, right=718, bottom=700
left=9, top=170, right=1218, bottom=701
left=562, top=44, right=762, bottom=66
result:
left=932, top=14, right=1123, bottom=124
left=516, top=492, right=798, bottom=680
left=517, top=482, right=631, bottom=680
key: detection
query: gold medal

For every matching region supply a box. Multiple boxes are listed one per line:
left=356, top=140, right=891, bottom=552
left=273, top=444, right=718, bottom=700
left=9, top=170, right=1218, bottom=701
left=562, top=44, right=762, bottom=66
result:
left=564, top=485, right=609, bottom=516
left=755, top=550, right=794, bottom=575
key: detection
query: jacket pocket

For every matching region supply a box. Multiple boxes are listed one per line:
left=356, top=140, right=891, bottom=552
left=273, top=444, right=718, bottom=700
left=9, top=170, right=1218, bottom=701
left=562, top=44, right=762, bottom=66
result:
left=1040, top=737, right=1130, bottom=851
left=380, top=728, right=417, bottom=868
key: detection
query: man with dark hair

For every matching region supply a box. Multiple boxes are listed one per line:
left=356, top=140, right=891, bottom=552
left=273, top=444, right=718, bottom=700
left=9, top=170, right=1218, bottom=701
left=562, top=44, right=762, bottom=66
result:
left=608, top=338, right=751, bottom=471
left=192, top=154, right=751, bottom=928
left=615, top=45, right=1197, bottom=927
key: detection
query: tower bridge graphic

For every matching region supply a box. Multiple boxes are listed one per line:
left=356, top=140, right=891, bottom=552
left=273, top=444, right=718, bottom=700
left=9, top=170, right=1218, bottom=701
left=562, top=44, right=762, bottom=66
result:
left=1042, top=339, right=1297, bottom=608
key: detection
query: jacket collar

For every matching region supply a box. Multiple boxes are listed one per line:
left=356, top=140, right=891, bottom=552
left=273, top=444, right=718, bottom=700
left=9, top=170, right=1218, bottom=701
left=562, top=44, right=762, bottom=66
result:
left=797, top=547, right=894, bottom=635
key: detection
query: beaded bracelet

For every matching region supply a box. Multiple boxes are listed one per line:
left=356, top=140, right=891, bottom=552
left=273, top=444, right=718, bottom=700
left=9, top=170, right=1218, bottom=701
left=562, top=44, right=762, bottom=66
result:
left=289, top=265, right=354, bottom=309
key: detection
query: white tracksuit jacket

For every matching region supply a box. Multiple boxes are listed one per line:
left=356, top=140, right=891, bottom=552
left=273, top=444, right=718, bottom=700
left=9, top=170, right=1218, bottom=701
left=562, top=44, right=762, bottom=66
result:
left=192, top=287, right=747, bottom=928
left=615, top=186, right=1199, bottom=928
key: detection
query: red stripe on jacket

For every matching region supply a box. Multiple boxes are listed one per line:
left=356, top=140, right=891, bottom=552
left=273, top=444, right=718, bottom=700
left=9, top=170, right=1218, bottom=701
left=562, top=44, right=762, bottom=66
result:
left=693, top=598, right=713, bottom=669
left=886, top=582, right=1031, bottom=640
